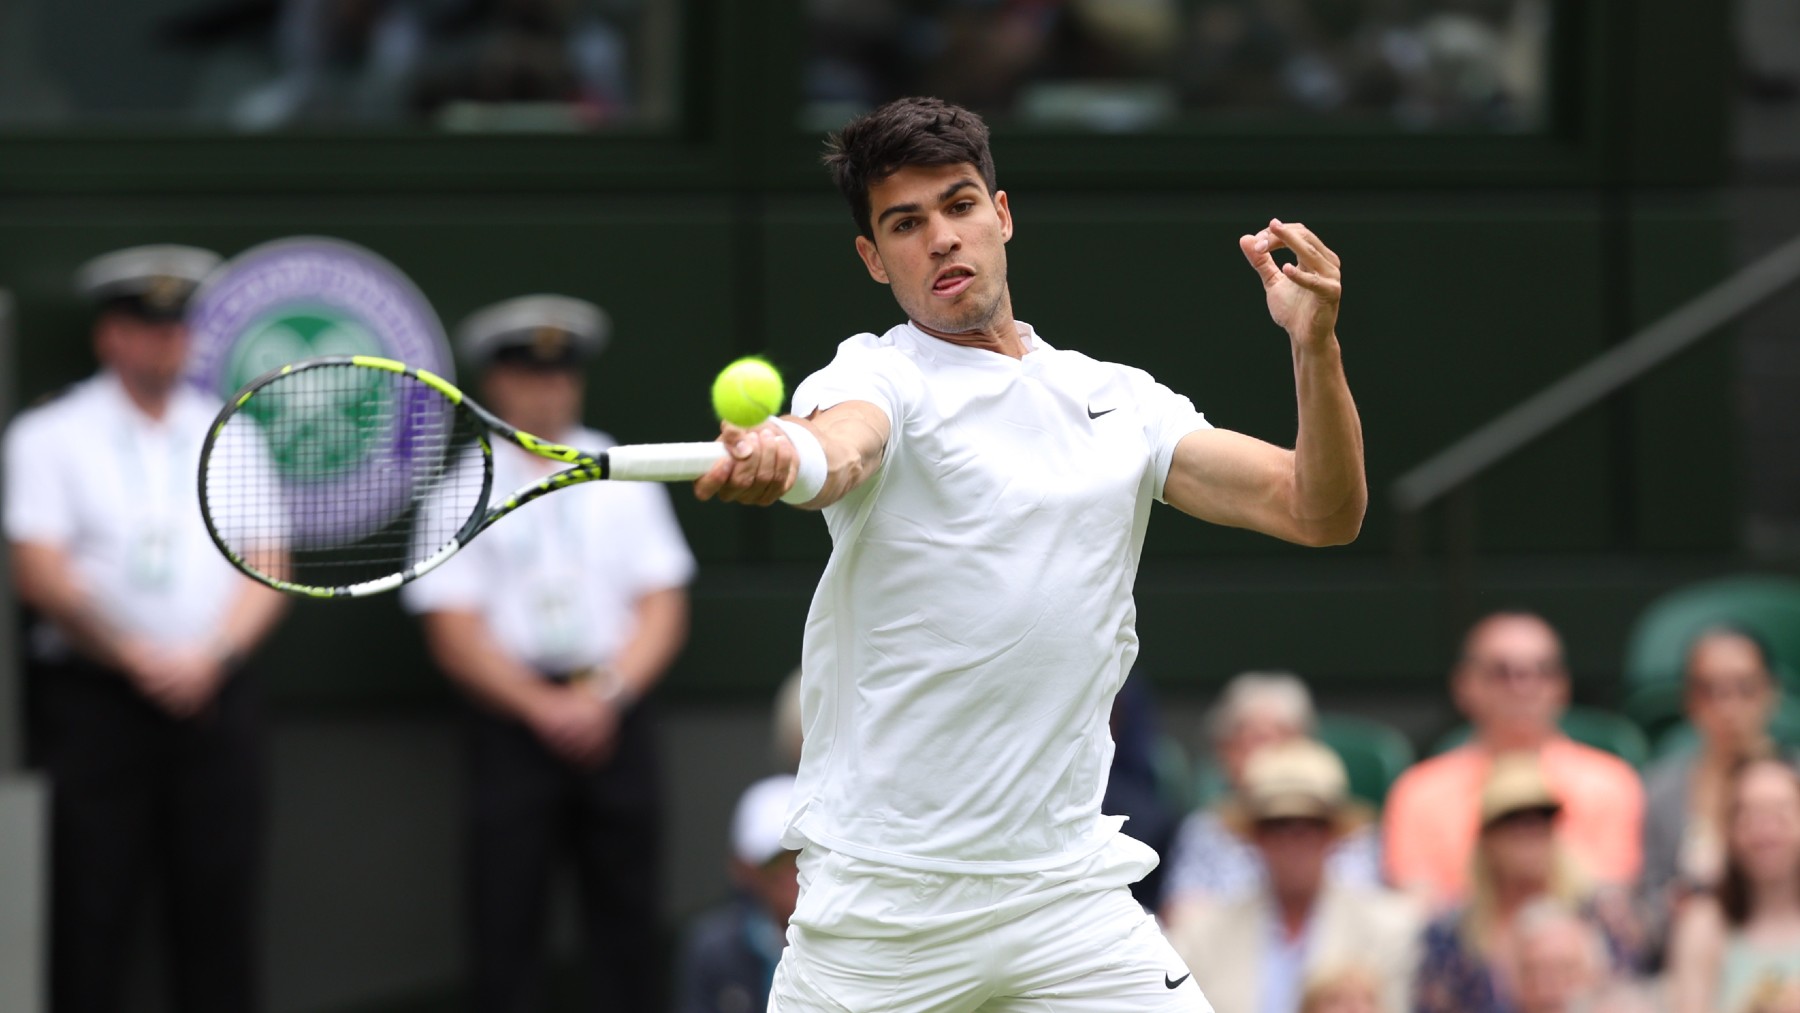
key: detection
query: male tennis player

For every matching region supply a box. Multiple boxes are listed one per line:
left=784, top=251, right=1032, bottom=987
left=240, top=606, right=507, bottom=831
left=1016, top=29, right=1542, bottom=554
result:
left=695, top=96, right=1364, bottom=1013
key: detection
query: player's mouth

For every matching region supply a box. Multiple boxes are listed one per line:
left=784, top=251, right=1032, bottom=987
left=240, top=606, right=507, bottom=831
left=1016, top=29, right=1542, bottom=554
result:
left=931, top=267, right=975, bottom=298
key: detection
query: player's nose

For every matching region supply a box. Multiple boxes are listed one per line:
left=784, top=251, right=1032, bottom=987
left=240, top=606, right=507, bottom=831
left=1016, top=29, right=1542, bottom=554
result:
left=926, top=218, right=961, bottom=255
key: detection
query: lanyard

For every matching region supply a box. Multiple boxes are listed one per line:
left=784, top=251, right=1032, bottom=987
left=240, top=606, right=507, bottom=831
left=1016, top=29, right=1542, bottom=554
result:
left=115, top=406, right=189, bottom=590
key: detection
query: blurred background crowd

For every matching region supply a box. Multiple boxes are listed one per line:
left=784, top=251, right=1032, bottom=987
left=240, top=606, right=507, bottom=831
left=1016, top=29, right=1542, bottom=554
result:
left=3, top=0, right=1800, bottom=1012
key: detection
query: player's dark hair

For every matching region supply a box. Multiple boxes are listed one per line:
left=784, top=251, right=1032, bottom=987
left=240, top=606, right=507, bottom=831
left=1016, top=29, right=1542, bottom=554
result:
left=822, top=97, right=998, bottom=240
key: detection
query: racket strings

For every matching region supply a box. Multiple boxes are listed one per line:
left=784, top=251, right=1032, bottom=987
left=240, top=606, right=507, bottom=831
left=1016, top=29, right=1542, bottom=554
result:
left=202, top=363, right=487, bottom=590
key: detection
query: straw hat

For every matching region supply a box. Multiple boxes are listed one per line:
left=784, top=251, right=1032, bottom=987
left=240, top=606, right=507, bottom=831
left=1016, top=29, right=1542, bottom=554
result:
left=1223, top=739, right=1371, bottom=836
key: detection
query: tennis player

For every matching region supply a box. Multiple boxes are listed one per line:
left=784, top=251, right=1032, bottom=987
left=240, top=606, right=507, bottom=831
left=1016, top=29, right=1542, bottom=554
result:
left=695, top=96, right=1365, bottom=1012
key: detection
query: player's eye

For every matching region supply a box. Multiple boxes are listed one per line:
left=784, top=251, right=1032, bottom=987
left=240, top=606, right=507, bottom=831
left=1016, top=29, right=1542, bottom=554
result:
left=950, top=201, right=975, bottom=214
left=893, top=218, right=918, bottom=233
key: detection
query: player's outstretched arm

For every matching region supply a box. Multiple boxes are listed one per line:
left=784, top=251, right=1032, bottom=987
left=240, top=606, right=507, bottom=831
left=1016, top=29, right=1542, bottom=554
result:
left=1162, top=220, right=1365, bottom=547
left=695, top=400, right=889, bottom=510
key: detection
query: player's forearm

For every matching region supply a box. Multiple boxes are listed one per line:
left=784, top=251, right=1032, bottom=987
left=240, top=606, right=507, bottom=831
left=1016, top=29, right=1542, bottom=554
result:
left=607, top=587, right=688, bottom=704
left=419, top=610, right=550, bottom=720
left=1288, top=335, right=1366, bottom=543
left=10, top=540, right=134, bottom=668
left=791, top=403, right=888, bottom=510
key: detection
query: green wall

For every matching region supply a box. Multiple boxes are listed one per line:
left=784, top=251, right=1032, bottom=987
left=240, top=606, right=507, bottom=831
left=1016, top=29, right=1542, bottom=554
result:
left=0, top=0, right=1741, bottom=702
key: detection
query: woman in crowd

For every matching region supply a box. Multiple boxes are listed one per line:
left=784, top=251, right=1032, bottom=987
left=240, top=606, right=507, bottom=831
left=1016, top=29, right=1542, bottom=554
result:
left=1415, top=753, right=1627, bottom=1013
left=1641, top=627, right=1787, bottom=959
left=1668, top=757, right=1800, bottom=1013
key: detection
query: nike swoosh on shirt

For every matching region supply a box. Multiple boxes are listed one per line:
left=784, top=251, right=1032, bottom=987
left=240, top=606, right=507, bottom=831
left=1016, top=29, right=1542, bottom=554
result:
left=1164, top=973, right=1190, bottom=989
left=1087, top=405, right=1117, bottom=419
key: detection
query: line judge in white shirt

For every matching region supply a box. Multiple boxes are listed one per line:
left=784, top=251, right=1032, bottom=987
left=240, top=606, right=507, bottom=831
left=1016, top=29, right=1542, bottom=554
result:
left=400, top=295, right=696, bottom=1013
left=4, top=245, right=291, bottom=1013
left=692, top=97, right=1367, bottom=1013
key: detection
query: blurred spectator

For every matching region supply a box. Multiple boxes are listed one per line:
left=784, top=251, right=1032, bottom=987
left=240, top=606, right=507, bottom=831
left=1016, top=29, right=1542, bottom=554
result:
left=410, top=0, right=641, bottom=127
left=1571, top=981, right=1665, bottom=1013
left=1411, top=755, right=1641, bottom=1013
left=1166, top=739, right=1420, bottom=1013
left=1106, top=671, right=1180, bottom=910
left=1414, top=753, right=1631, bottom=1013
left=1162, top=671, right=1382, bottom=920
left=183, top=0, right=427, bottom=130
left=803, top=0, right=1550, bottom=131
left=1300, top=964, right=1386, bottom=1013
left=1667, top=758, right=1800, bottom=1013
left=1385, top=611, right=1645, bottom=907
left=1741, top=978, right=1800, bottom=1013
left=5, top=245, right=290, bottom=1013
left=1641, top=627, right=1789, bottom=963
left=402, top=295, right=694, bottom=1013
left=675, top=774, right=799, bottom=1013
left=1513, top=899, right=1611, bottom=1013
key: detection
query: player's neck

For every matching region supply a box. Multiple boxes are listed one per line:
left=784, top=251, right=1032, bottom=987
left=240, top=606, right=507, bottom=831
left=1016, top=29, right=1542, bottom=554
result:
left=912, top=294, right=1026, bottom=358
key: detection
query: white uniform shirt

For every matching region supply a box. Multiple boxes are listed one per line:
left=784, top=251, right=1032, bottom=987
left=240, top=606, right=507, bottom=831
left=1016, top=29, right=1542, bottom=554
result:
left=3, top=371, right=242, bottom=657
left=399, top=425, right=696, bottom=674
left=785, top=321, right=1212, bottom=872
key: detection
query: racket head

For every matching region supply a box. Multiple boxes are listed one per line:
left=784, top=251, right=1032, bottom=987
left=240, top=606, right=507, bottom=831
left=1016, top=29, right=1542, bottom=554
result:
left=198, top=355, right=494, bottom=597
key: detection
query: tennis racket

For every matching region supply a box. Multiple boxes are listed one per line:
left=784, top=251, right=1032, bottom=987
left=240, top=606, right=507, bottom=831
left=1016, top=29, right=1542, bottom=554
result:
left=198, top=354, right=726, bottom=598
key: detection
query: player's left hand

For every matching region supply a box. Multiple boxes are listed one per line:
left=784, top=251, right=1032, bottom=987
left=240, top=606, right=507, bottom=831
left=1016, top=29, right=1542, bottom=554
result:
left=1241, top=219, right=1342, bottom=348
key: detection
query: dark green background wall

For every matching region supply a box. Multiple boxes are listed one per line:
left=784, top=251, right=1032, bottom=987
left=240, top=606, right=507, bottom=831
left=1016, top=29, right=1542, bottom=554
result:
left=0, top=0, right=1741, bottom=704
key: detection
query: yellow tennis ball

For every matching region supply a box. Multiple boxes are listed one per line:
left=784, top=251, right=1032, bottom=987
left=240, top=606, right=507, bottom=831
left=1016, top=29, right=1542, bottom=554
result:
left=711, top=356, right=785, bottom=428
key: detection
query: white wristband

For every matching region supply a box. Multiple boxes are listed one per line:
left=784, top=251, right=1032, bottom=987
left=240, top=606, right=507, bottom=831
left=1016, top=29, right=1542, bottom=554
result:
left=772, top=418, right=828, bottom=505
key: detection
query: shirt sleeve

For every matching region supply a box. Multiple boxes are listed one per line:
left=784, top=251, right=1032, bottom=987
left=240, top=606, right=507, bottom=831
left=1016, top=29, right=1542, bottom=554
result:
left=3, top=411, right=76, bottom=546
left=1123, top=368, right=1211, bottom=504
left=621, top=483, right=695, bottom=597
left=791, top=335, right=911, bottom=436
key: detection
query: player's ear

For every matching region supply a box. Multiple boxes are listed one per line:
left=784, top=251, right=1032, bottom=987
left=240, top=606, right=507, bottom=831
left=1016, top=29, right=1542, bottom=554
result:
left=854, top=235, right=890, bottom=285
left=995, top=190, right=1013, bottom=243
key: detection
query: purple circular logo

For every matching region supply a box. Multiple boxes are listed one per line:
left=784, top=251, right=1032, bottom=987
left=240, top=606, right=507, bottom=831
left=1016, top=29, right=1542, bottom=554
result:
left=187, top=238, right=456, bottom=549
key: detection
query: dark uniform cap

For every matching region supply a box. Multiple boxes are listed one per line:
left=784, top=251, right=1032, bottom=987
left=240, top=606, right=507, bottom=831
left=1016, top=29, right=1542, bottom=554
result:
left=73, top=244, right=221, bottom=322
left=456, top=294, right=610, bottom=370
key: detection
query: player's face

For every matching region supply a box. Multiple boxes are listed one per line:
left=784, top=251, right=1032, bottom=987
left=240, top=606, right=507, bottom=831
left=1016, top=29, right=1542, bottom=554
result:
left=855, top=163, right=1013, bottom=338
left=94, top=312, right=190, bottom=394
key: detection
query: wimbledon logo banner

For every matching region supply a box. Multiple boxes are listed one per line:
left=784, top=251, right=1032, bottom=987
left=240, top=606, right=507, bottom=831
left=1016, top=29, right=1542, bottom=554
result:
left=186, top=237, right=456, bottom=548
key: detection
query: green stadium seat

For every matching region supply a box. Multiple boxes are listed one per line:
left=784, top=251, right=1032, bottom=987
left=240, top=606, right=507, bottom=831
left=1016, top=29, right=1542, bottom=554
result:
left=1152, top=733, right=1197, bottom=813
left=1314, top=713, right=1416, bottom=807
left=1433, top=705, right=1651, bottom=769
left=1624, top=576, right=1800, bottom=690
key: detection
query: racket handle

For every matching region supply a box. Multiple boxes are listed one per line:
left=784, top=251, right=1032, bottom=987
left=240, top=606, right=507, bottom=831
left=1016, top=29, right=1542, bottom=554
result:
left=607, top=441, right=730, bottom=482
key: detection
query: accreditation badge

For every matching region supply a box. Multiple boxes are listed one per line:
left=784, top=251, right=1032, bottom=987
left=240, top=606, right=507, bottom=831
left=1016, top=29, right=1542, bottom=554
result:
left=128, top=524, right=175, bottom=590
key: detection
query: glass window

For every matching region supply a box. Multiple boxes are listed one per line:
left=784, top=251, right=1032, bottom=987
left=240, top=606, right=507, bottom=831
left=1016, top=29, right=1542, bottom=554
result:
left=803, top=0, right=1551, bottom=133
left=0, top=0, right=681, bottom=132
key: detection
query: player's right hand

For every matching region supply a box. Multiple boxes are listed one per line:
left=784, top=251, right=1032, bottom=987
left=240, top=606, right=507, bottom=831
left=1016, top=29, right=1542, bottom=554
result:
left=694, top=422, right=798, bottom=506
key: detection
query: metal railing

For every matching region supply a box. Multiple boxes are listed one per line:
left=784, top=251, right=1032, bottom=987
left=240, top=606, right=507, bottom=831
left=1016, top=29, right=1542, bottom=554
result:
left=1389, top=233, right=1800, bottom=613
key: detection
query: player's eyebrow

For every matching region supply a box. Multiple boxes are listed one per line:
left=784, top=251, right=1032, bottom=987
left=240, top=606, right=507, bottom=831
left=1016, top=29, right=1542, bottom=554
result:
left=874, top=179, right=981, bottom=227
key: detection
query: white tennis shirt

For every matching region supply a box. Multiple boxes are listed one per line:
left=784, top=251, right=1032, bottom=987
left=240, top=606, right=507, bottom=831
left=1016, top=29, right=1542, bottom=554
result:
left=784, top=321, right=1212, bottom=872
left=400, top=426, right=696, bottom=674
left=3, top=371, right=242, bottom=657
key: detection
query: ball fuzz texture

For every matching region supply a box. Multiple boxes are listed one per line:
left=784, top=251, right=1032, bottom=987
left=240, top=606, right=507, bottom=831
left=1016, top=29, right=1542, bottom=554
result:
left=711, top=357, right=785, bottom=428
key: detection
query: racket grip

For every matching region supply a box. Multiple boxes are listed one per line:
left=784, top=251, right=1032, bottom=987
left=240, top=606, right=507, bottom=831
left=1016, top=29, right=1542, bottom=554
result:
left=607, top=441, right=730, bottom=482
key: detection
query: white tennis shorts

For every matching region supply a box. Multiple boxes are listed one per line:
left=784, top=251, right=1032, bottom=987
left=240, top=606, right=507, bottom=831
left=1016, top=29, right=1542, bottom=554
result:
left=768, top=833, right=1212, bottom=1013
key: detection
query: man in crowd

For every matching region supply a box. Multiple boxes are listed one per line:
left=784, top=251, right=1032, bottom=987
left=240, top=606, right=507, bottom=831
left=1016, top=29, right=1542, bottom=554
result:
left=1166, top=739, right=1420, bottom=1013
left=1384, top=611, right=1645, bottom=907
left=5, top=245, right=290, bottom=1013
left=402, top=294, right=694, bottom=1013
left=1161, top=671, right=1381, bottom=920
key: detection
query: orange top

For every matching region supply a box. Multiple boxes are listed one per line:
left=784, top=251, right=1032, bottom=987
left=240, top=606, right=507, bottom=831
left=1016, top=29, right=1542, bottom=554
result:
left=1382, top=736, right=1645, bottom=907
